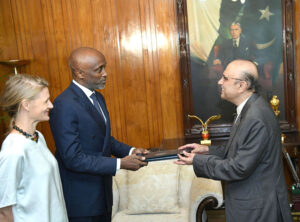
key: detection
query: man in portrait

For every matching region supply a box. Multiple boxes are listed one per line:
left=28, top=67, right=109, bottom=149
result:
left=213, top=22, right=257, bottom=70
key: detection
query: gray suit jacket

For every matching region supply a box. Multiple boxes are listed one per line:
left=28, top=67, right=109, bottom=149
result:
left=193, top=94, right=292, bottom=222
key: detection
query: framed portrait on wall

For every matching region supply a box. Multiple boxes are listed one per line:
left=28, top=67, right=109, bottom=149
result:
left=176, top=0, right=296, bottom=137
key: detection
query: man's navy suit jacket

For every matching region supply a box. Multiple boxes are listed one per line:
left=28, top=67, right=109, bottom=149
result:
left=50, top=82, right=131, bottom=217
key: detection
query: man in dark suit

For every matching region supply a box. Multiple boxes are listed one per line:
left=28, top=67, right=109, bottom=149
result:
left=50, top=47, right=148, bottom=222
left=213, top=23, right=257, bottom=69
left=175, top=60, right=292, bottom=222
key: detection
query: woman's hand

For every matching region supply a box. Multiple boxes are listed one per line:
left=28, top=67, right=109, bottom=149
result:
left=0, top=206, right=13, bottom=222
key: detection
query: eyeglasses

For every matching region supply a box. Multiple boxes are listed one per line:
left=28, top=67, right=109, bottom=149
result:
left=220, top=74, right=244, bottom=82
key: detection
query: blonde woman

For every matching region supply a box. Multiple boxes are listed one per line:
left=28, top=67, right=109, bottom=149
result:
left=0, top=74, right=68, bottom=222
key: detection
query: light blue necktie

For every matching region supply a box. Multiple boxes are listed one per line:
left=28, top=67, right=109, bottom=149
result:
left=90, top=93, right=107, bottom=123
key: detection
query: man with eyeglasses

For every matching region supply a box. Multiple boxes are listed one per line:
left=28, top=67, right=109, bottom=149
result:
left=175, top=60, right=292, bottom=222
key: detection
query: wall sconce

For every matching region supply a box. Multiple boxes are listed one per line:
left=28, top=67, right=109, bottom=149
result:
left=0, top=59, right=30, bottom=75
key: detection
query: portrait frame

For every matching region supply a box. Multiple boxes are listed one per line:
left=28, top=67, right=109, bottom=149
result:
left=176, top=0, right=297, bottom=138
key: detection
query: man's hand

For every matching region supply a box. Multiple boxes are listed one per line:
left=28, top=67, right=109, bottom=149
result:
left=178, top=143, right=209, bottom=154
left=131, top=148, right=149, bottom=155
left=213, top=59, right=221, bottom=65
left=174, top=151, right=195, bottom=165
left=121, top=154, right=148, bottom=171
left=174, top=143, right=209, bottom=165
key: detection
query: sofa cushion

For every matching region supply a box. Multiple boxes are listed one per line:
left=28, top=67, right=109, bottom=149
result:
left=178, top=165, right=195, bottom=207
left=112, top=179, right=119, bottom=218
left=126, top=160, right=180, bottom=214
left=113, top=170, right=128, bottom=211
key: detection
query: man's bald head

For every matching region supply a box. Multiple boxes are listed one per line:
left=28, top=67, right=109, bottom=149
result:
left=219, top=59, right=260, bottom=106
left=68, top=47, right=107, bottom=90
left=227, top=60, right=259, bottom=92
left=69, top=47, right=105, bottom=74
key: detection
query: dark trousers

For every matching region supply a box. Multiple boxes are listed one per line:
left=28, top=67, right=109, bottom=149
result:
left=69, top=214, right=111, bottom=222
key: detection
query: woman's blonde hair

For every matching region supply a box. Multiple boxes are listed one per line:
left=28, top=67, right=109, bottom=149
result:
left=0, top=74, right=48, bottom=128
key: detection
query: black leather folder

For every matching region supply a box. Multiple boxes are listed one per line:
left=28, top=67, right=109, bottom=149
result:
left=142, top=149, right=180, bottom=162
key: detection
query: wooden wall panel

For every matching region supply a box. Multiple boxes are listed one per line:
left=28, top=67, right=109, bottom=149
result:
left=139, top=0, right=164, bottom=146
left=153, top=0, right=183, bottom=139
left=114, top=0, right=149, bottom=147
left=0, top=0, right=184, bottom=153
left=296, top=0, right=300, bottom=131
left=0, top=0, right=22, bottom=142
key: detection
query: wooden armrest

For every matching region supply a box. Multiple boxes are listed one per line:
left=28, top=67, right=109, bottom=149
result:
left=196, top=196, right=218, bottom=222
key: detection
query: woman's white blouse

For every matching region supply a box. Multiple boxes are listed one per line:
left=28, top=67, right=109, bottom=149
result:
left=0, top=132, right=68, bottom=222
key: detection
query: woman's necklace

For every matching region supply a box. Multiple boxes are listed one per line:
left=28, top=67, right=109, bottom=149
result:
left=12, top=125, right=39, bottom=143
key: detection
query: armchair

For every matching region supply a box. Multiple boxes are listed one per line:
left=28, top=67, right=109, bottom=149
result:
left=112, top=160, right=223, bottom=222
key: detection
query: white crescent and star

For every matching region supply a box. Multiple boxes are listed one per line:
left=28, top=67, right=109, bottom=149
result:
left=259, top=5, right=274, bottom=21
left=256, top=5, right=276, bottom=49
left=256, top=37, right=276, bottom=50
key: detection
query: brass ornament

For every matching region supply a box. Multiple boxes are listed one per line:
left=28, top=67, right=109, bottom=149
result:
left=270, top=95, right=285, bottom=143
left=270, top=95, right=280, bottom=117
left=188, top=114, right=221, bottom=145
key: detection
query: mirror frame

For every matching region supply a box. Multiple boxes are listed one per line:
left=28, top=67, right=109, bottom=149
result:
left=176, top=0, right=297, bottom=138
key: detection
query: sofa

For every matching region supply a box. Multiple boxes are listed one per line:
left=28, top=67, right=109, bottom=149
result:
left=112, top=160, right=223, bottom=222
